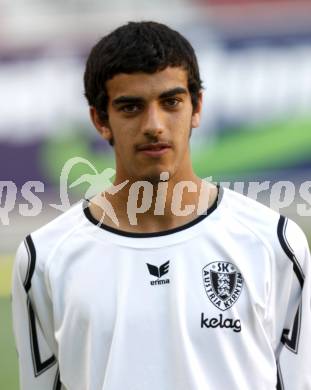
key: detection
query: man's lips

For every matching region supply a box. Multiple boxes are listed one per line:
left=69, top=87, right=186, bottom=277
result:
left=136, top=142, right=172, bottom=157
left=136, top=142, right=172, bottom=151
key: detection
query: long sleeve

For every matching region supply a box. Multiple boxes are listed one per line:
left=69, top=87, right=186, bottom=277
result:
left=276, top=217, right=311, bottom=389
left=12, top=236, right=61, bottom=390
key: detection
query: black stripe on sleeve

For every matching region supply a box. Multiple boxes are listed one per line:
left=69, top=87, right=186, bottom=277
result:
left=24, top=235, right=37, bottom=293
left=281, top=302, right=302, bottom=354
left=276, top=359, right=284, bottom=390
left=277, top=215, right=304, bottom=354
left=23, top=235, right=58, bottom=380
left=277, top=216, right=304, bottom=288
left=27, top=297, right=57, bottom=377
left=53, top=368, right=62, bottom=390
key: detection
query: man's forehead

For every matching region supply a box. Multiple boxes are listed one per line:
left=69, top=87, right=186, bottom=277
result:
left=106, top=67, right=189, bottom=99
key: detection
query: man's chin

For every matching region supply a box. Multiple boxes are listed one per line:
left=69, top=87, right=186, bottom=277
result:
left=136, top=169, right=171, bottom=185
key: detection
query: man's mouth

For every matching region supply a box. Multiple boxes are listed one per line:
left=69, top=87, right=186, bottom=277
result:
left=136, top=142, right=172, bottom=157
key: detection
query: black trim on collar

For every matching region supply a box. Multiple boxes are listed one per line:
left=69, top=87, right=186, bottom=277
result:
left=83, top=185, right=223, bottom=238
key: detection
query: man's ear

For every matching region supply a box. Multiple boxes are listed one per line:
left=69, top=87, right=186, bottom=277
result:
left=191, top=92, right=203, bottom=129
left=89, top=107, right=113, bottom=142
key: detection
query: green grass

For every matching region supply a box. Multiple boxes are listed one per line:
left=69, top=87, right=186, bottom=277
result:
left=0, top=297, right=19, bottom=390
left=0, top=255, right=13, bottom=297
left=193, top=117, right=311, bottom=178
left=0, top=256, right=18, bottom=389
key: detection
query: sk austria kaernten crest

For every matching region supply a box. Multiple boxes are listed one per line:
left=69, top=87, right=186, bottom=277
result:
left=203, top=261, right=243, bottom=311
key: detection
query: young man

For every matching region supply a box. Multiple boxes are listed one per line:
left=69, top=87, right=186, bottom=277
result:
left=12, top=21, right=311, bottom=389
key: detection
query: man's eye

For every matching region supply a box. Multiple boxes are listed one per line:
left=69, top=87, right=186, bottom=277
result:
left=121, top=104, right=140, bottom=113
left=163, top=98, right=180, bottom=107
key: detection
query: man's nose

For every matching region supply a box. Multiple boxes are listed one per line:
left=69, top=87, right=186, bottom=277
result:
left=141, top=104, right=164, bottom=138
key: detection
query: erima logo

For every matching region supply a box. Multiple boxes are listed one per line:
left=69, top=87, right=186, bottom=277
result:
left=203, top=261, right=243, bottom=311
left=146, top=261, right=170, bottom=286
left=201, top=313, right=241, bottom=333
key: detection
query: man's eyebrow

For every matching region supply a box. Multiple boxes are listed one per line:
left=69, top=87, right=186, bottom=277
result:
left=112, top=96, right=144, bottom=106
left=112, top=87, right=188, bottom=106
left=159, top=87, right=188, bottom=99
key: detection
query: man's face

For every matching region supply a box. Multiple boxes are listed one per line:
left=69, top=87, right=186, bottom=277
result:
left=92, top=66, right=202, bottom=183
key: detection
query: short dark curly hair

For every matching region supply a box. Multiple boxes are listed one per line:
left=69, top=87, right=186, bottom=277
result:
left=84, top=21, right=203, bottom=124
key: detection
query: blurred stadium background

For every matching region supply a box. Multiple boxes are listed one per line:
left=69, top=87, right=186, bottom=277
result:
left=1, top=0, right=310, bottom=388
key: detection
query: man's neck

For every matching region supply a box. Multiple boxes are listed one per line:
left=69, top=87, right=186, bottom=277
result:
left=89, top=176, right=218, bottom=234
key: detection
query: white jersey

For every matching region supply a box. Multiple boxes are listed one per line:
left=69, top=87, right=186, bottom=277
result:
left=12, top=187, right=311, bottom=390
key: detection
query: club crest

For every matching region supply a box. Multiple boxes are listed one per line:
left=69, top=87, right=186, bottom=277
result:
left=202, top=261, right=243, bottom=311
